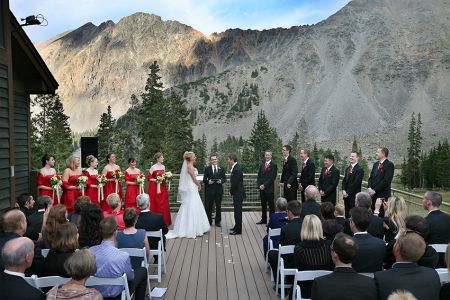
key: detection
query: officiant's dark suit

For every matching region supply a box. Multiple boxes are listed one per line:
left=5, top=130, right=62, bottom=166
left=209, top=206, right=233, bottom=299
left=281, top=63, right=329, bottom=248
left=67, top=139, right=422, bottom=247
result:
left=318, top=164, right=340, bottom=205
left=281, top=146, right=298, bottom=201
left=203, top=161, right=227, bottom=226
left=257, top=157, right=277, bottom=223
left=229, top=154, right=245, bottom=235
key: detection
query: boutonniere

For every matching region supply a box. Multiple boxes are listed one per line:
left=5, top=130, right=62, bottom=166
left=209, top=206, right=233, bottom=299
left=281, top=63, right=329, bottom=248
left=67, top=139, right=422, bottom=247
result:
left=325, top=169, right=331, bottom=176
left=348, top=166, right=353, bottom=175
left=378, top=163, right=384, bottom=173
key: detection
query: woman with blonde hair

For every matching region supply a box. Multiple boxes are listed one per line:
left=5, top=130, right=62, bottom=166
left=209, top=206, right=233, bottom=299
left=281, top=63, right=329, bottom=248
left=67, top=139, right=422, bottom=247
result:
left=84, top=155, right=100, bottom=207
left=293, top=214, right=334, bottom=299
left=147, top=152, right=171, bottom=226
left=376, top=196, right=407, bottom=242
left=61, top=155, right=82, bottom=213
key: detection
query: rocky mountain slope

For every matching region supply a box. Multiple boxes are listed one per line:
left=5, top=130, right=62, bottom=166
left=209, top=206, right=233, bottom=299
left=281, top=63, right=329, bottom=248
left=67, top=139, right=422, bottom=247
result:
left=36, top=0, right=450, bottom=158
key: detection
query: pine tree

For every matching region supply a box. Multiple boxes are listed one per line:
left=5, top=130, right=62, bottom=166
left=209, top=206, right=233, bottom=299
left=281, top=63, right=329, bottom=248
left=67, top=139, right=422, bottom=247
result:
left=312, top=143, right=320, bottom=169
left=193, top=134, right=207, bottom=172
left=97, top=105, right=116, bottom=162
left=290, top=132, right=300, bottom=159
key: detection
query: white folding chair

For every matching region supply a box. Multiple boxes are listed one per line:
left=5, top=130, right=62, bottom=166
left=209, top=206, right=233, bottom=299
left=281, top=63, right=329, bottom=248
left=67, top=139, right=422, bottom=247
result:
left=430, top=244, right=448, bottom=253
left=120, top=247, right=152, bottom=298
left=41, top=248, right=50, bottom=258
left=359, top=272, right=374, bottom=278
left=292, top=270, right=332, bottom=300
left=31, top=275, right=70, bottom=289
left=86, top=273, right=132, bottom=300
left=146, top=230, right=166, bottom=282
left=295, top=285, right=301, bottom=300
left=275, top=245, right=296, bottom=300
left=436, top=268, right=450, bottom=284
left=266, top=227, right=281, bottom=281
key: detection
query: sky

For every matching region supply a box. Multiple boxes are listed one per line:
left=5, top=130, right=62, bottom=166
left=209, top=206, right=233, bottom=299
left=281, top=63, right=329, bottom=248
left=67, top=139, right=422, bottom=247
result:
left=10, top=0, right=350, bottom=42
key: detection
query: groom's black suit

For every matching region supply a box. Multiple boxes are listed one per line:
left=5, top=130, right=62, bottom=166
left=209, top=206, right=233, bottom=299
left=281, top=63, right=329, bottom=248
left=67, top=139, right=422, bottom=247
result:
left=203, top=164, right=227, bottom=225
left=230, top=163, right=245, bottom=234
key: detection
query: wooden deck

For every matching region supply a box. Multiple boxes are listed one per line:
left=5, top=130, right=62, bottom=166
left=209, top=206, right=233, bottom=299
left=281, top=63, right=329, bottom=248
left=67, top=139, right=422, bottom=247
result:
left=152, top=211, right=279, bottom=300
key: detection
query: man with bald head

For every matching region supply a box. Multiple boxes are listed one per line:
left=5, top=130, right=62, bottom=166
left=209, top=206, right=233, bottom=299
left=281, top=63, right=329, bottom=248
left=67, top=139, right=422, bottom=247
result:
left=0, top=209, right=44, bottom=275
left=0, top=237, right=45, bottom=300
left=300, top=185, right=321, bottom=218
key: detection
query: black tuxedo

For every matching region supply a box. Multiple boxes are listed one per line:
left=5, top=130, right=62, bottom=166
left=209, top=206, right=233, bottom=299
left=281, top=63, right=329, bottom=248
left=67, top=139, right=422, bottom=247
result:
left=268, top=217, right=302, bottom=279
left=281, top=155, right=298, bottom=201
left=0, top=272, right=45, bottom=300
left=311, top=267, right=377, bottom=300
left=342, top=163, right=364, bottom=217
left=374, top=262, right=441, bottom=300
left=352, top=233, right=386, bottom=272
left=318, top=165, right=340, bottom=205
left=368, top=159, right=394, bottom=214
left=298, top=158, right=315, bottom=202
left=257, top=160, right=277, bottom=222
left=425, top=210, right=450, bottom=244
left=300, top=198, right=321, bottom=219
left=27, top=211, right=45, bottom=233
left=203, top=165, right=227, bottom=225
left=135, top=210, right=168, bottom=251
left=230, top=163, right=245, bottom=233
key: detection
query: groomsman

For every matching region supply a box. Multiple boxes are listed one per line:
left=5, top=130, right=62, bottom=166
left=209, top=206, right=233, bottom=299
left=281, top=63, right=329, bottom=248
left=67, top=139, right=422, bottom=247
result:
left=203, top=155, right=227, bottom=227
left=342, top=152, right=364, bottom=218
left=318, top=155, right=340, bottom=205
left=228, top=153, right=245, bottom=235
left=280, top=145, right=298, bottom=201
left=367, top=147, right=394, bottom=216
left=298, top=148, right=316, bottom=203
left=256, top=151, right=278, bottom=224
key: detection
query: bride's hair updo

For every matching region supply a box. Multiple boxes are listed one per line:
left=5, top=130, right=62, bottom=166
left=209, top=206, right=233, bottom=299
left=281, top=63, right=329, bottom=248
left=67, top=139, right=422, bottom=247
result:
left=183, top=151, right=195, bottom=161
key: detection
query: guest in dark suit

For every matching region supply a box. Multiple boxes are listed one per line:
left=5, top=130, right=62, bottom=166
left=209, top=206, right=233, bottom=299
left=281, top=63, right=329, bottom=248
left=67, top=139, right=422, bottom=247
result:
left=257, top=150, right=278, bottom=224
left=267, top=200, right=302, bottom=280
left=263, top=197, right=288, bottom=257
left=318, top=155, right=340, bottom=205
left=228, top=153, right=245, bottom=235
left=17, top=193, right=39, bottom=241
left=203, top=155, right=227, bottom=226
left=27, top=196, right=52, bottom=234
left=350, top=207, right=386, bottom=272
left=135, top=193, right=168, bottom=253
left=300, top=185, right=321, bottom=219
left=374, top=231, right=441, bottom=300
left=342, top=152, right=364, bottom=218
left=0, top=237, right=45, bottom=300
left=367, top=147, right=394, bottom=216
left=311, top=233, right=377, bottom=300
left=280, top=145, right=298, bottom=201
left=334, top=204, right=347, bottom=228
left=298, top=148, right=315, bottom=203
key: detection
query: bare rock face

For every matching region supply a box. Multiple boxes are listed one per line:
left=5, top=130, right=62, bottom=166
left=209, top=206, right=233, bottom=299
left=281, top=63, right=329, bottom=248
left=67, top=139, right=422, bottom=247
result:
left=36, top=0, right=450, bottom=158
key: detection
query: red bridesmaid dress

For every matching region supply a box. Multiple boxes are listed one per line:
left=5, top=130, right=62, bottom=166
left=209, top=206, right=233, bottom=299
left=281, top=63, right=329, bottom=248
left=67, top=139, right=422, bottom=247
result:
left=62, top=175, right=81, bottom=213
left=103, top=170, right=123, bottom=212
left=85, top=170, right=100, bottom=207
left=37, top=172, right=59, bottom=205
left=147, top=169, right=172, bottom=226
left=124, top=171, right=139, bottom=210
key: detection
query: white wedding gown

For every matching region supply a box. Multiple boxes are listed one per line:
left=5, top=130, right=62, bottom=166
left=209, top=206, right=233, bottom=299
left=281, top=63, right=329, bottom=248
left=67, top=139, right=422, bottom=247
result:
left=166, top=161, right=210, bottom=239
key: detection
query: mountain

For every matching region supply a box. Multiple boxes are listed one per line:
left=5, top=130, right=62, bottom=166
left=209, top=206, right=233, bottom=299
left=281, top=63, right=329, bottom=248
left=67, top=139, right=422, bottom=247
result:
left=36, top=0, right=450, bottom=158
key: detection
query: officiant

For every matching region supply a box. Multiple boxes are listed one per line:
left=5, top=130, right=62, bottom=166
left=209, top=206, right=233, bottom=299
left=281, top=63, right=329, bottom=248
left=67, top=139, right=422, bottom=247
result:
left=203, top=154, right=227, bottom=227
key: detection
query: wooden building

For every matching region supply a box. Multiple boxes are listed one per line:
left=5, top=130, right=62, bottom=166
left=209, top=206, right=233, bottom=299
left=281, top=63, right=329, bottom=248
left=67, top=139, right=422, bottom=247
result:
left=0, top=1, right=58, bottom=210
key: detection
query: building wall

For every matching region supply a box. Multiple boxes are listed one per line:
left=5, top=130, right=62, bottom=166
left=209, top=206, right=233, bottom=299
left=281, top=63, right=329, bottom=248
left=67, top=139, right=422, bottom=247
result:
left=0, top=64, right=10, bottom=210
left=13, top=91, right=29, bottom=198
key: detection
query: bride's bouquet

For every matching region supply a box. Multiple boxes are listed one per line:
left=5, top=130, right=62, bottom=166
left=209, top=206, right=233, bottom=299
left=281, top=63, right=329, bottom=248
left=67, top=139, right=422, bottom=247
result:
left=77, top=175, right=89, bottom=195
left=136, top=174, right=146, bottom=194
left=112, top=169, right=123, bottom=193
left=97, top=174, right=107, bottom=202
left=50, top=174, right=62, bottom=204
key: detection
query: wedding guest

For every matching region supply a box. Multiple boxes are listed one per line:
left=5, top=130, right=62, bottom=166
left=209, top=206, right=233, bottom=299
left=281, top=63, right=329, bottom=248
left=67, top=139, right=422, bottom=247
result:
left=375, top=196, right=407, bottom=243
left=28, top=195, right=53, bottom=233
left=61, top=155, right=82, bottom=213
left=42, top=223, right=78, bottom=277
left=116, top=208, right=150, bottom=268
left=84, top=155, right=100, bottom=206
left=37, top=154, right=58, bottom=205
left=440, top=243, right=450, bottom=300
left=321, top=202, right=343, bottom=241
left=300, top=185, right=321, bottom=218
left=104, top=193, right=125, bottom=230
left=262, top=197, right=288, bottom=257
left=78, top=204, right=103, bottom=248
left=124, top=158, right=141, bottom=210
left=334, top=204, right=346, bottom=228
left=102, top=153, right=123, bottom=212
left=68, top=196, right=91, bottom=228
left=147, top=152, right=172, bottom=226
left=41, top=205, right=68, bottom=249
left=46, top=249, right=102, bottom=300
left=16, top=193, right=39, bottom=241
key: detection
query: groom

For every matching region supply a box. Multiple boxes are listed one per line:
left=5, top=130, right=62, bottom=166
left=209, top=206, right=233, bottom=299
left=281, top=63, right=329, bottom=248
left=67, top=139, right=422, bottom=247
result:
left=228, top=153, right=245, bottom=235
left=203, top=154, right=227, bottom=227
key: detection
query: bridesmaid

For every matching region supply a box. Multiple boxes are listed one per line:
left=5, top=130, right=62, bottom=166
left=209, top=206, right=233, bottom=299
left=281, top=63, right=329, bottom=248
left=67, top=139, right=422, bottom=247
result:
left=124, top=158, right=141, bottom=210
left=102, top=153, right=123, bottom=212
left=37, top=154, right=58, bottom=205
left=85, top=155, right=100, bottom=207
left=61, top=155, right=82, bottom=213
left=147, top=152, right=172, bottom=226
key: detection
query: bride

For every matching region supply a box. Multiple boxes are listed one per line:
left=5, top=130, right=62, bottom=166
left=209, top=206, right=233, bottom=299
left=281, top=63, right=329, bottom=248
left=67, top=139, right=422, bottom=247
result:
left=166, top=151, right=210, bottom=239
